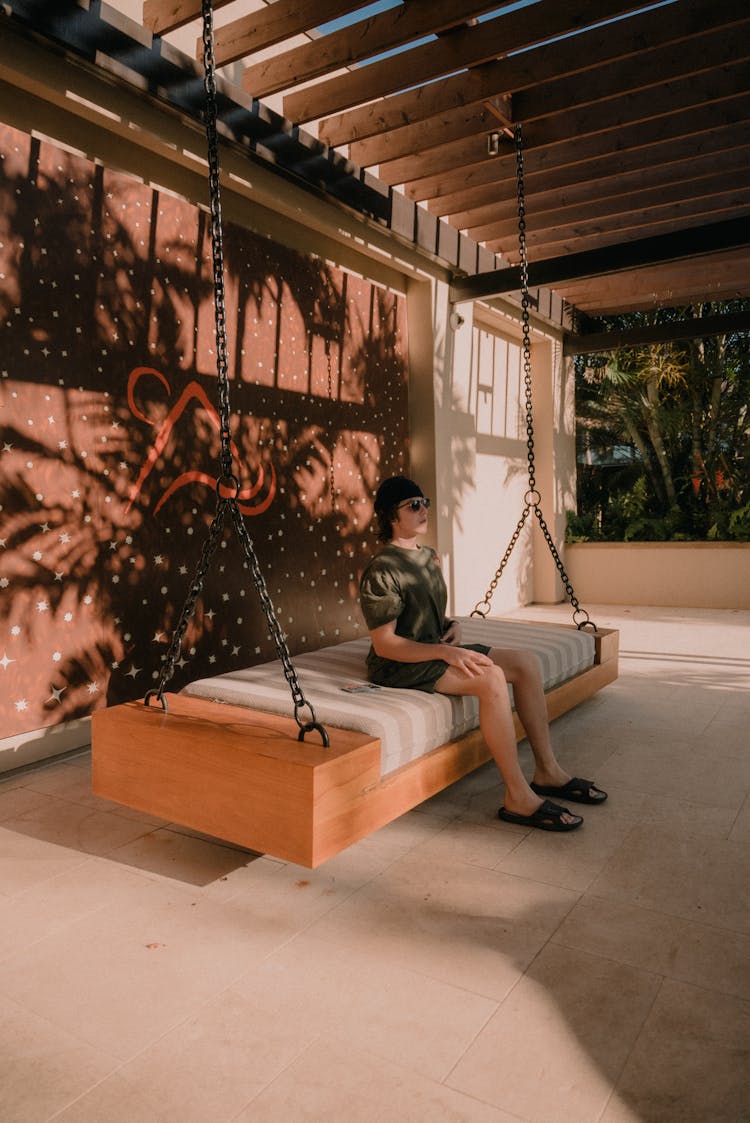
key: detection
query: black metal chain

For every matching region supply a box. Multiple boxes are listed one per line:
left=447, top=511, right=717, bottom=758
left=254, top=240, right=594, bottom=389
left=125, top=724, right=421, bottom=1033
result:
left=146, top=0, right=330, bottom=744
left=145, top=499, right=230, bottom=711
left=200, top=5, right=232, bottom=483
left=326, top=338, right=337, bottom=511
left=472, top=123, right=595, bottom=632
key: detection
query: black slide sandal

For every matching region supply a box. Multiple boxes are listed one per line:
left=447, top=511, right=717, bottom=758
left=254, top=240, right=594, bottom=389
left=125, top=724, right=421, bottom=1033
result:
left=498, top=799, right=583, bottom=832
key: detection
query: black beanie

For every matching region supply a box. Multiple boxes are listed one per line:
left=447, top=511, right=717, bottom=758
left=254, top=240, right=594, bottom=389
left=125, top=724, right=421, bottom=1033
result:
left=374, top=476, right=423, bottom=513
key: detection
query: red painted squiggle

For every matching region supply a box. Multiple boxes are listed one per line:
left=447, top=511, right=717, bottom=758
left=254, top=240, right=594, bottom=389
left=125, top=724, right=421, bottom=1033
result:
left=126, top=366, right=275, bottom=515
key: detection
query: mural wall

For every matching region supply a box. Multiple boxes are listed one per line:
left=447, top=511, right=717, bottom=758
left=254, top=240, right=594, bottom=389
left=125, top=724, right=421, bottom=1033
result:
left=0, top=124, right=410, bottom=737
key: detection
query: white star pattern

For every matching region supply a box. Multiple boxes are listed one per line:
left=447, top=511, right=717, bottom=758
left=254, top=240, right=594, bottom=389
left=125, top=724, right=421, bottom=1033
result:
left=0, top=652, right=15, bottom=670
left=0, top=146, right=407, bottom=738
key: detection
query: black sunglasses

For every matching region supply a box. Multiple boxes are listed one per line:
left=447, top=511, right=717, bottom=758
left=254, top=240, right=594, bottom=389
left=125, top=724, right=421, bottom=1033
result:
left=397, top=497, right=431, bottom=512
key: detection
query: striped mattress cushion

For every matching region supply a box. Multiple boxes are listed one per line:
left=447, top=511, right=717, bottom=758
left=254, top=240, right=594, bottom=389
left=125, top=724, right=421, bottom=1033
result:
left=182, top=617, right=595, bottom=777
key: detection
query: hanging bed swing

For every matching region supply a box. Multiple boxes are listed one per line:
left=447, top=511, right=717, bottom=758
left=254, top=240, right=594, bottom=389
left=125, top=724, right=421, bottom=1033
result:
left=92, top=1, right=618, bottom=868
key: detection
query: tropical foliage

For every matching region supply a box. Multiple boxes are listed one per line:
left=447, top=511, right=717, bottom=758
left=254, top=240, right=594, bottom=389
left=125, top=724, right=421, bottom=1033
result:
left=570, top=300, right=750, bottom=542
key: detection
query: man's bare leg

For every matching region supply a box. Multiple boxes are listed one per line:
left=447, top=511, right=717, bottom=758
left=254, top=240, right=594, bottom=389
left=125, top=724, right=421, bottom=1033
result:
left=487, top=648, right=573, bottom=789
left=434, top=662, right=580, bottom=825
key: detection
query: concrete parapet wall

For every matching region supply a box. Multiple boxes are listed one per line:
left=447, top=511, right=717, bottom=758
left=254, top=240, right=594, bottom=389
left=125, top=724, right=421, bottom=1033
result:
left=566, top=542, right=750, bottom=609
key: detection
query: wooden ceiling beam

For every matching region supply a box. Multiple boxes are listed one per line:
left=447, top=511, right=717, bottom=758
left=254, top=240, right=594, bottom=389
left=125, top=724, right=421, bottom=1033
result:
left=564, top=308, right=750, bottom=354
left=431, top=122, right=750, bottom=219
left=350, top=15, right=750, bottom=169
left=450, top=148, right=750, bottom=236
left=488, top=201, right=750, bottom=260
left=449, top=217, right=750, bottom=302
left=514, top=23, right=750, bottom=127
left=284, top=0, right=651, bottom=124
left=242, top=0, right=503, bottom=101
left=469, top=167, right=750, bottom=244
left=379, top=61, right=750, bottom=187
left=572, top=283, right=750, bottom=314
left=352, top=103, right=504, bottom=168
left=206, top=0, right=356, bottom=69
left=556, top=245, right=750, bottom=298
left=561, top=265, right=750, bottom=313
left=319, top=0, right=743, bottom=147
left=408, top=95, right=750, bottom=203
left=143, top=0, right=234, bottom=37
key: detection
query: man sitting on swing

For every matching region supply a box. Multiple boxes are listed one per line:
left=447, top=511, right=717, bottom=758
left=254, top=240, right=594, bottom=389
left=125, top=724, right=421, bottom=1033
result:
left=359, top=476, right=608, bottom=833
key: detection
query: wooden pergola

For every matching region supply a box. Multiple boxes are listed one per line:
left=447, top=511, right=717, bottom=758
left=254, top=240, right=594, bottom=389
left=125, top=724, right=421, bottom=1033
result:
left=141, top=0, right=750, bottom=334
left=4, top=0, right=750, bottom=341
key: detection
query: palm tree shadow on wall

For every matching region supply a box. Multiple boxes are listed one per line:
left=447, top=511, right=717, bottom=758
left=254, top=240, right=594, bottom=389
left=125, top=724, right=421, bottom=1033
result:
left=0, top=129, right=410, bottom=732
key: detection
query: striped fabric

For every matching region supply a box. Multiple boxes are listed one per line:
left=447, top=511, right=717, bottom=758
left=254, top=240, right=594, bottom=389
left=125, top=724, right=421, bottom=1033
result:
left=182, top=617, right=595, bottom=777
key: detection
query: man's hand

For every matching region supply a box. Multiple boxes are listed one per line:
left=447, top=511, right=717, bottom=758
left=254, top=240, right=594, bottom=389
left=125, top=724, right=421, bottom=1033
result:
left=440, top=645, right=492, bottom=677
left=441, top=619, right=462, bottom=646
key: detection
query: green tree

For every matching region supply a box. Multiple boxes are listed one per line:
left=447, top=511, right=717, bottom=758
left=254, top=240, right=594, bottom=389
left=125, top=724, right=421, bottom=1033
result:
left=573, top=300, right=750, bottom=541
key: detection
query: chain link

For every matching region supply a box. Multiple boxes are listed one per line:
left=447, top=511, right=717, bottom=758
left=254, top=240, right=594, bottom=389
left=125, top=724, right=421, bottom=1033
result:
left=228, top=503, right=330, bottom=745
left=326, top=339, right=336, bottom=511
left=145, top=1, right=330, bottom=744
left=472, top=505, right=531, bottom=618
left=146, top=500, right=229, bottom=703
left=201, top=2, right=232, bottom=481
left=472, top=123, right=596, bottom=631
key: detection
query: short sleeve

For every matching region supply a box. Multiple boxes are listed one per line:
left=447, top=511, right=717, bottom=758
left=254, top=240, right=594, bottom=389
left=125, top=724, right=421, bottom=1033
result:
left=359, top=561, right=404, bottom=630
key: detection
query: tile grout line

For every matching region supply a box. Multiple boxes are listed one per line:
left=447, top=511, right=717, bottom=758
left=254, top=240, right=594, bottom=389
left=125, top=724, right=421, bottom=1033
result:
left=593, top=973, right=667, bottom=1123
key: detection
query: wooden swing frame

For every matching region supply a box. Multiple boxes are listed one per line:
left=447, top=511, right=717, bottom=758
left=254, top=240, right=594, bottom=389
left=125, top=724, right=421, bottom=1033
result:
left=92, top=624, right=618, bottom=868
left=91, top=14, right=619, bottom=868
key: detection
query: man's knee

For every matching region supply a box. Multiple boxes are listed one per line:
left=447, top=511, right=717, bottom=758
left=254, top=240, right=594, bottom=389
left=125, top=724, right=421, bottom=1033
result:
left=477, top=663, right=508, bottom=698
left=505, top=649, right=541, bottom=685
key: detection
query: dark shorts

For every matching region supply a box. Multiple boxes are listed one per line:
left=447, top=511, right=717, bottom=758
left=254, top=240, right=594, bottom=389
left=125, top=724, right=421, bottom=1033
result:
left=367, top=642, right=492, bottom=694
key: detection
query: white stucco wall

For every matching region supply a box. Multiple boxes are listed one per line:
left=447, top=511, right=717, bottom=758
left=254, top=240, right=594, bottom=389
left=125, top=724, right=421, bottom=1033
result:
left=407, top=286, right=572, bottom=617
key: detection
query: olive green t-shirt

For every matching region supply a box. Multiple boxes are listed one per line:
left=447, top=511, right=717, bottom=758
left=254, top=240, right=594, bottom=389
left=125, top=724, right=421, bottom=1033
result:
left=359, top=544, right=450, bottom=690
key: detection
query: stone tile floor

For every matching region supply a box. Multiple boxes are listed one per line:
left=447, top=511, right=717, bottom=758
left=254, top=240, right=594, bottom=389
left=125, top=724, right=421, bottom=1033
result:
left=1, top=605, right=748, bottom=1122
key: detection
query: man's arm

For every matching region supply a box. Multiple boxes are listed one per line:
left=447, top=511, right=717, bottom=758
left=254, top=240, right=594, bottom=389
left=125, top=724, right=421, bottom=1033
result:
left=370, top=620, right=489, bottom=676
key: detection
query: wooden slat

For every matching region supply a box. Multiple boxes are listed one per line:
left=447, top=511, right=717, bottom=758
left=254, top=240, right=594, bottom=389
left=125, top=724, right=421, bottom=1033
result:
left=448, top=149, right=750, bottom=233
left=143, top=0, right=234, bottom=37
left=558, top=254, right=750, bottom=313
left=514, top=23, right=750, bottom=127
left=569, top=279, right=750, bottom=315
left=242, top=0, right=503, bottom=100
left=558, top=247, right=750, bottom=304
left=487, top=194, right=750, bottom=258
left=207, top=0, right=358, bottom=69
left=571, top=284, right=750, bottom=312
left=431, top=122, right=750, bottom=219
left=319, top=0, right=744, bottom=148
left=491, top=217, right=750, bottom=273
left=284, top=0, right=652, bottom=124
left=408, top=95, right=750, bottom=203
left=349, top=13, right=750, bottom=168
left=378, top=63, right=750, bottom=187
left=352, top=103, right=502, bottom=168
left=469, top=168, right=750, bottom=245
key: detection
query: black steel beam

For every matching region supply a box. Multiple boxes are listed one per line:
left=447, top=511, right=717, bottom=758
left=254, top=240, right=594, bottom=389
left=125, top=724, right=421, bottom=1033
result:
left=1, top=0, right=390, bottom=223
left=564, top=307, right=750, bottom=354
left=449, top=217, right=750, bottom=304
